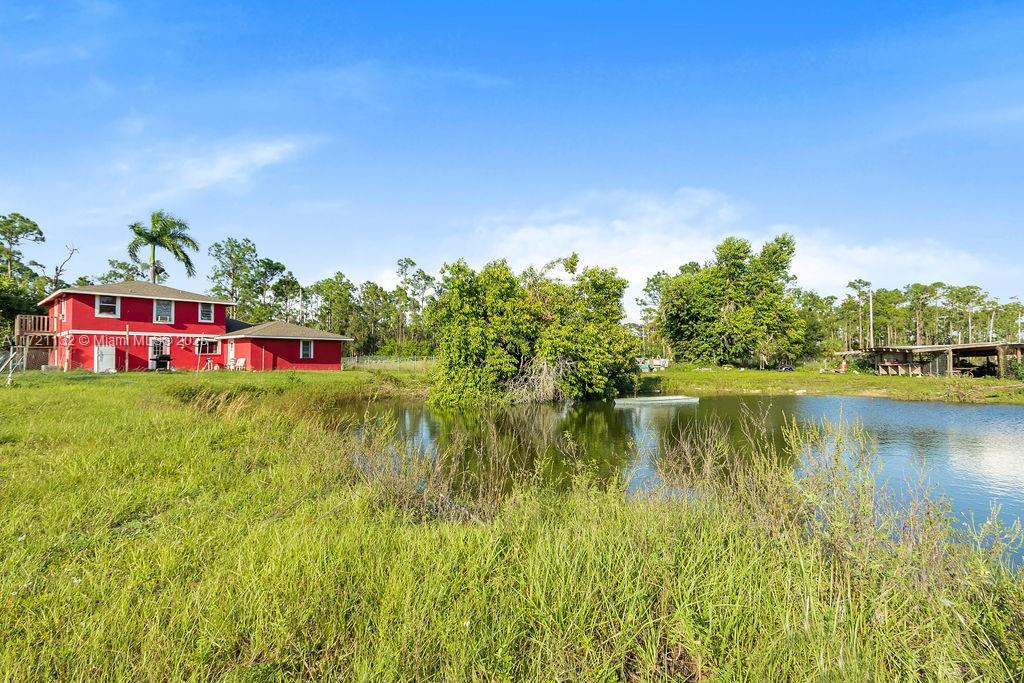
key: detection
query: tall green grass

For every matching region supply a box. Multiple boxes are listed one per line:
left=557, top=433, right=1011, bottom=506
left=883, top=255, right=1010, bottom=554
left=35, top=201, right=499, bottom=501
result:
left=655, top=364, right=1024, bottom=405
left=1, top=373, right=1021, bottom=680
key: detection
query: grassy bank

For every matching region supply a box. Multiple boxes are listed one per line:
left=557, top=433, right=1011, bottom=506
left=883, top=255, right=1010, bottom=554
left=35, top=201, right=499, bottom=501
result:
left=2, top=373, right=1022, bottom=680
left=7, top=366, right=432, bottom=401
left=651, top=364, right=1024, bottom=405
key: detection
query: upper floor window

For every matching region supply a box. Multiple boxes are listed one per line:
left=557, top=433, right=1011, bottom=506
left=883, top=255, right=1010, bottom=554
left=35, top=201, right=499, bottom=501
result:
left=153, top=299, right=174, bottom=324
left=300, top=339, right=314, bottom=359
left=95, top=295, right=120, bottom=317
left=198, top=302, right=215, bottom=323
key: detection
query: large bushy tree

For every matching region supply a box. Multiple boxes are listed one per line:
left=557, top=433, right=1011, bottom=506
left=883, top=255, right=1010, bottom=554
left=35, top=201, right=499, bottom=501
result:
left=426, top=255, right=638, bottom=405
left=659, top=234, right=805, bottom=366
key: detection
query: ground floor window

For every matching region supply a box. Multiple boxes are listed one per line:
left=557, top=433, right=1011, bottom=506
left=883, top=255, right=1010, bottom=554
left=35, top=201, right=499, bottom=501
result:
left=300, top=339, right=314, bottom=359
left=195, top=338, right=221, bottom=355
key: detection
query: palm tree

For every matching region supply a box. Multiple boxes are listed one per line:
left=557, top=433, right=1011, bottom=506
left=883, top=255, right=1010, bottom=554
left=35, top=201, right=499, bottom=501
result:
left=127, top=210, right=199, bottom=283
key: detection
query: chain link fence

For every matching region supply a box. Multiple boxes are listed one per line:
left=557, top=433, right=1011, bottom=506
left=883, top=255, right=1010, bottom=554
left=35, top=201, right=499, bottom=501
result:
left=345, top=355, right=435, bottom=371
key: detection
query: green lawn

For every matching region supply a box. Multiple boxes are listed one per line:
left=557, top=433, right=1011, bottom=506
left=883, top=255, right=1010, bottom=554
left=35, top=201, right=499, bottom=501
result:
left=649, top=364, right=1024, bottom=404
left=1, top=372, right=1022, bottom=680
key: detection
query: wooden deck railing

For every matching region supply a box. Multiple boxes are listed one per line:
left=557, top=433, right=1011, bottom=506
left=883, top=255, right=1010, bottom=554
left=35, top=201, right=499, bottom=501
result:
left=13, top=315, right=55, bottom=336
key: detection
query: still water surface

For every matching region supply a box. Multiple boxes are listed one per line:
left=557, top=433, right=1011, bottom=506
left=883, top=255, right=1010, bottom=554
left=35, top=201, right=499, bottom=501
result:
left=336, top=395, right=1024, bottom=526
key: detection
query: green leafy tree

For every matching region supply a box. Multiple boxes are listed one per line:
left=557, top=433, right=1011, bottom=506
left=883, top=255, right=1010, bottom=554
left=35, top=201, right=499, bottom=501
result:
left=355, top=281, right=400, bottom=355
left=309, top=272, right=358, bottom=335
left=793, top=288, right=839, bottom=358
left=209, top=238, right=258, bottom=305
left=870, top=288, right=908, bottom=346
left=998, top=297, right=1023, bottom=343
left=426, top=256, right=638, bottom=405
left=846, top=279, right=872, bottom=349
left=208, top=238, right=285, bottom=322
left=637, top=270, right=673, bottom=357
left=396, top=257, right=436, bottom=345
left=271, top=271, right=303, bottom=322
left=0, top=214, right=47, bottom=335
left=1, top=276, right=37, bottom=336
left=127, top=210, right=199, bottom=283
left=903, top=283, right=943, bottom=345
left=659, top=234, right=805, bottom=366
left=0, top=213, right=43, bottom=279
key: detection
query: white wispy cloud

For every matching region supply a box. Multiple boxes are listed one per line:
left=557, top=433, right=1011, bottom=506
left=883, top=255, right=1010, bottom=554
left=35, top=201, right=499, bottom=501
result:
left=152, top=139, right=303, bottom=197
left=99, top=136, right=310, bottom=206
left=473, top=187, right=1022, bottom=318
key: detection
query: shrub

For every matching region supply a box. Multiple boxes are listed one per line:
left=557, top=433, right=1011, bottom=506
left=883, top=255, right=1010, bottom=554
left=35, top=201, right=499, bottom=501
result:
left=1008, top=357, right=1024, bottom=381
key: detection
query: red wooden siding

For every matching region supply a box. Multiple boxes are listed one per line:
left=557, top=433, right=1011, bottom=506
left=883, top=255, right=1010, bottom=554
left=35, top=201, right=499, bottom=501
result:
left=53, top=333, right=225, bottom=372
left=43, top=290, right=346, bottom=372
left=60, top=293, right=226, bottom=336
left=235, top=338, right=344, bottom=371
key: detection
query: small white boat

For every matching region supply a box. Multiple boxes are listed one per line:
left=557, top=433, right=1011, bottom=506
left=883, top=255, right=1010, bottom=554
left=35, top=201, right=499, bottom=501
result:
left=614, top=395, right=699, bottom=406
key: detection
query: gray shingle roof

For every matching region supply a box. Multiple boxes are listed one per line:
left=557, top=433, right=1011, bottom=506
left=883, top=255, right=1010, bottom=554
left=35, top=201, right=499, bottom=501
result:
left=40, top=281, right=234, bottom=305
left=219, top=319, right=353, bottom=341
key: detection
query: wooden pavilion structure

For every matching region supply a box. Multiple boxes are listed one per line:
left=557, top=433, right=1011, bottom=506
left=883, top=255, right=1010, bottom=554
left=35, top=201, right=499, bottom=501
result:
left=847, top=342, right=1024, bottom=378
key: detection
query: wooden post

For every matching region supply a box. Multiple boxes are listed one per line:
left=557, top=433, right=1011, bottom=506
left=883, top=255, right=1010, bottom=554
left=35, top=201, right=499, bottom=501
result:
left=946, top=348, right=954, bottom=377
left=996, top=345, right=1007, bottom=379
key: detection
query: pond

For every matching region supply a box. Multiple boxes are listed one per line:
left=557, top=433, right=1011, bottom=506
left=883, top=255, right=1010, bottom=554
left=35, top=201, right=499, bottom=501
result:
left=334, top=394, right=1024, bottom=527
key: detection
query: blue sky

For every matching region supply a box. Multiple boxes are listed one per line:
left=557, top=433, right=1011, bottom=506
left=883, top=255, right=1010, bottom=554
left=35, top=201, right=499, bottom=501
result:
left=2, top=1, right=1023, bottom=314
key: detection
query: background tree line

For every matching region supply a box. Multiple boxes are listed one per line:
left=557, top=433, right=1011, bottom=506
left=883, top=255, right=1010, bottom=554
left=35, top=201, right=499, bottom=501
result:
left=641, top=233, right=1024, bottom=366
left=4, top=210, right=1022, bottom=366
left=204, top=238, right=436, bottom=356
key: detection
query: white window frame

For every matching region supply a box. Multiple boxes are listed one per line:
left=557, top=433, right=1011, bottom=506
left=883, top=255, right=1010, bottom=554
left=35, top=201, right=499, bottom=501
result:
left=153, top=299, right=175, bottom=324
left=95, top=295, right=120, bottom=318
left=194, top=338, right=221, bottom=355
left=198, top=302, right=215, bottom=323
left=59, top=296, right=67, bottom=322
left=299, top=339, right=314, bottom=359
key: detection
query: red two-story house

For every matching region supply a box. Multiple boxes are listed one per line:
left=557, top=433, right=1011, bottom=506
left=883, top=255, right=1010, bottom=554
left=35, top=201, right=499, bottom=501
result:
left=38, top=281, right=353, bottom=372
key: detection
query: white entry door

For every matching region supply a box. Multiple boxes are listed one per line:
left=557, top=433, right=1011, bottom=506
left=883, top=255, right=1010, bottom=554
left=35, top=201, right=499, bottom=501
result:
left=95, top=345, right=117, bottom=373
left=227, top=340, right=236, bottom=364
